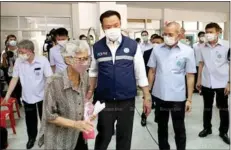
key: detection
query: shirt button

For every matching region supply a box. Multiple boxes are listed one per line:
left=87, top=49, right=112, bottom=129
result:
left=78, top=103, right=81, bottom=105
left=79, top=113, right=82, bottom=115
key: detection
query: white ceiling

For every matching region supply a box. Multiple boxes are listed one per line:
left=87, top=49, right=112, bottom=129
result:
left=117, top=2, right=230, bottom=13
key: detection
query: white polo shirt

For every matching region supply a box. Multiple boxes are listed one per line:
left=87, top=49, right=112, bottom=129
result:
left=148, top=42, right=196, bottom=101
left=193, top=42, right=205, bottom=66
left=12, top=56, right=53, bottom=104
left=198, top=40, right=229, bottom=89
left=49, top=45, right=67, bottom=73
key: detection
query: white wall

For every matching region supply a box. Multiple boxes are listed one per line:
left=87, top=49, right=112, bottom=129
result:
left=1, top=2, right=229, bottom=40
left=127, top=7, right=162, bottom=19
left=164, top=9, right=228, bottom=22
left=78, top=3, right=97, bottom=29
left=1, top=2, right=71, bottom=17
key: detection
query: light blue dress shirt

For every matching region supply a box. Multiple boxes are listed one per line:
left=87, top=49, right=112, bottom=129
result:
left=148, top=42, right=196, bottom=101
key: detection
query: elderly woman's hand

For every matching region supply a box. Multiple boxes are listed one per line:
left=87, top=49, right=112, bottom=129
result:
left=74, top=120, right=94, bottom=133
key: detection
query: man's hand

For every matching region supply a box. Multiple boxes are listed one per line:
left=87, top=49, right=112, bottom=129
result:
left=1, top=96, right=9, bottom=105
left=143, top=94, right=152, bottom=116
left=224, top=83, right=230, bottom=96
left=85, top=90, right=94, bottom=100
left=196, top=80, right=201, bottom=91
left=185, top=99, right=192, bottom=112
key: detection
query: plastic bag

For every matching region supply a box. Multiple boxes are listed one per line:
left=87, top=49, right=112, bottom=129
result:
left=83, top=101, right=105, bottom=140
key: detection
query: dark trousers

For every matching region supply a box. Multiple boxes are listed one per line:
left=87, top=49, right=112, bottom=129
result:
left=23, top=100, right=43, bottom=140
left=155, top=98, right=186, bottom=150
left=74, top=132, right=88, bottom=150
left=0, top=126, right=8, bottom=149
left=201, top=86, right=229, bottom=134
left=194, top=66, right=199, bottom=92
left=94, top=98, right=135, bottom=150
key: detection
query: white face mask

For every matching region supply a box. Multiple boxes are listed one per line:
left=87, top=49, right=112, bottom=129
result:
left=164, top=36, right=176, bottom=46
left=57, top=40, right=68, bottom=47
left=205, top=33, right=217, bottom=42
left=199, top=37, right=205, bottom=42
left=104, top=28, right=121, bottom=41
left=142, top=36, right=148, bottom=42
left=152, top=43, right=158, bottom=48
left=18, top=54, right=29, bottom=61
left=9, top=40, right=17, bottom=47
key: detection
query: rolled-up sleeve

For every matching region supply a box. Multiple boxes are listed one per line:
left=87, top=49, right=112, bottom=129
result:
left=134, top=45, right=149, bottom=87
left=186, top=49, right=197, bottom=73
left=89, top=48, right=98, bottom=77
left=44, top=82, right=59, bottom=121
left=147, top=48, right=157, bottom=69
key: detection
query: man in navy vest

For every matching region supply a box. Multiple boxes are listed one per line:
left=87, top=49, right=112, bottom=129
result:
left=86, top=10, right=152, bottom=150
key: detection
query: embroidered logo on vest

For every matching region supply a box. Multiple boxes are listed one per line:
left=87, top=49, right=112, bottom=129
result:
left=124, top=48, right=130, bottom=53
left=97, top=52, right=108, bottom=57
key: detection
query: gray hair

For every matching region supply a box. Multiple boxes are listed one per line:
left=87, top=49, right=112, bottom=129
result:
left=61, top=40, right=90, bottom=57
left=17, top=39, right=35, bottom=52
left=165, top=22, right=181, bottom=34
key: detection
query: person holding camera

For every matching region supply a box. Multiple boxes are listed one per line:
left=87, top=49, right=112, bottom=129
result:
left=49, top=28, right=69, bottom=73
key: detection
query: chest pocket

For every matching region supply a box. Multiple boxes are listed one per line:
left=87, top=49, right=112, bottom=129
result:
left=171, top=57, right=186, bottom=74
left=34, top=68, right=43, bottom=80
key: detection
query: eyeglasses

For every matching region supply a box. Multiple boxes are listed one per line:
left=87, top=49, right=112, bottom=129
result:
left=69, top=56, right=91, bottom=62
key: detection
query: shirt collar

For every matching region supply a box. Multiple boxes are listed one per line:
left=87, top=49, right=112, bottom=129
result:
left=205, top=39, right=223, bottom=47
left=62, top=69, right=85, bottom=92
left=22, top=55, right=40, bottom=64
left=106, top=34, right=122, bottom=45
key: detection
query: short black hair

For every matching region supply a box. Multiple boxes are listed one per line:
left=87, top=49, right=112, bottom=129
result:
left=141, top=30, right=148, bottom=35
left=153, top=35, right=164, bottom=41
left=205, top=22, right=221, bottom=32
left=79, top=34, right=87, bottom=40
left=55, top=28, right=68, bottom=37
left=100, top=10, right=121, bottom=24
left=198, top=31, right=205, bottom=37
left=135, top=38, right=141, bottom=43
left=151, top=34, right=158, bottom=39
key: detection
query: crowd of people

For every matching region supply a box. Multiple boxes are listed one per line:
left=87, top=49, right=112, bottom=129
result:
left=0, top=10, right=230, bottom=150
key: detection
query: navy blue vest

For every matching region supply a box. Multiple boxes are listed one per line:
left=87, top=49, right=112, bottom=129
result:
left=93, top=36, right=137, bottom=100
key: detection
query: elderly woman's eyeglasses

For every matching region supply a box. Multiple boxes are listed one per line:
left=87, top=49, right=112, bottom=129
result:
left=70, top=56, right=91, bottom=62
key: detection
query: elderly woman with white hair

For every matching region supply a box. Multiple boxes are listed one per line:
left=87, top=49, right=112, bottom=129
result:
left=38, top=40, right=94, bottom=150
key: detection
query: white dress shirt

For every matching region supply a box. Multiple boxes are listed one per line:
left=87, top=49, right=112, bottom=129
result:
left=140, top=42, right=153, bottom=54
left=148, top=42, right=196, bottom=101
left=89, top=35, right=148, bottom=87
left=198, top=40, right=229, bottom=89
left=12, top=56, right=53, bottom=104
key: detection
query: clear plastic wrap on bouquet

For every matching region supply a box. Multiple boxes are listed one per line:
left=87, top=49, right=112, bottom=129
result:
left=83, top=100, right=105, bottom=140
